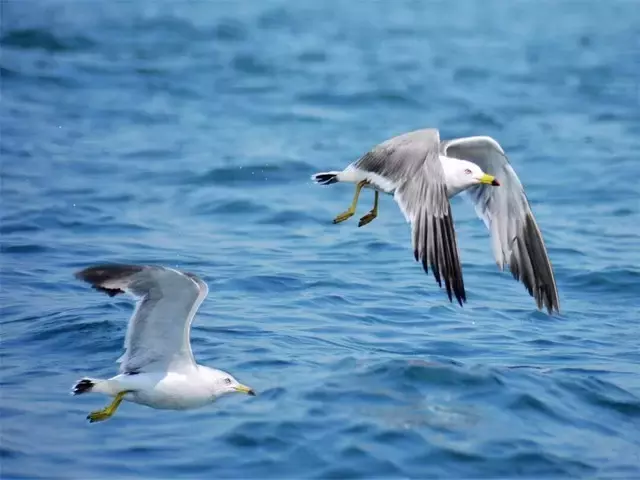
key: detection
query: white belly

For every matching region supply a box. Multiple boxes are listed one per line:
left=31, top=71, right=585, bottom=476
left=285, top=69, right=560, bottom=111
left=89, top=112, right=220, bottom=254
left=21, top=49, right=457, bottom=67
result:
left=117, top=372, right=214, bottom=411
left=341, top=165, right=397, bottom=193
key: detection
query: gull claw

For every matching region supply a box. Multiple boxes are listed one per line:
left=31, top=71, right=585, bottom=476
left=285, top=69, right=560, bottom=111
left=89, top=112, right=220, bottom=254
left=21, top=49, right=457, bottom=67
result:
left=358, top=211, right=377, bottom=227
left=87, top=409, right=112, bottom=423
left=333, top=211, right=354, bottom=224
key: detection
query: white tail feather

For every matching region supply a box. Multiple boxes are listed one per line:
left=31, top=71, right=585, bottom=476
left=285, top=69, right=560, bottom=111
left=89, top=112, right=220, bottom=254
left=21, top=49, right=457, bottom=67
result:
left=311, top=171, right=340, bottom=185
left=71, top=377, right=116, bottom=395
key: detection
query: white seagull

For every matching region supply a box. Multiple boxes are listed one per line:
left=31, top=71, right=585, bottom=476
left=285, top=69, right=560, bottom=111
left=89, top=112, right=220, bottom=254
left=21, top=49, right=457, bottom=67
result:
left=312, top=128, right=560, bottom=314
left=72, top=264, right=255, bottom=423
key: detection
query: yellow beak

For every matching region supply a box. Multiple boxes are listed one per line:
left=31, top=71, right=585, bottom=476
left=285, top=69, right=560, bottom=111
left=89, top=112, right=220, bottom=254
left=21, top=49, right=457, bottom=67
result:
left=234, top=384, right=256, bottom=396
left=479, top=174, right=500, bottom=186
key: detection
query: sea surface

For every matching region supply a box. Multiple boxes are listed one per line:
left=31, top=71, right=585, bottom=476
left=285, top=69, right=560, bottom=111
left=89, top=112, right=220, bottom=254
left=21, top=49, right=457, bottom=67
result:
left=1, top=1, right=639, bottom=478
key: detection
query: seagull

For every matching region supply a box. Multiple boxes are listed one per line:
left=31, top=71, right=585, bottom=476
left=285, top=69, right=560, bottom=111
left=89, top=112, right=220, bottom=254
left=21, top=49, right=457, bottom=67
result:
left=71, top=264, right=255, bottom=423
left=311, top=128, right=560, bottom=314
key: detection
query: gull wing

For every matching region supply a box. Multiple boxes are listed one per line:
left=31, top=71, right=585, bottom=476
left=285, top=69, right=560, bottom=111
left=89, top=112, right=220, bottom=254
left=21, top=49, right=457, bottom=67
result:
left=441, top=136, right=560, bottom=313
left=75, top=264, right=209, bottom=373
left=356, top=129, right=466, bottom=305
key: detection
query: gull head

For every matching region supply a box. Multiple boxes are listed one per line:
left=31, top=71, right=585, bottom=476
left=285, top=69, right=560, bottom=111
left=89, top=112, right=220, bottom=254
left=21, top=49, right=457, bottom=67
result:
left=443, top=158, right=500, bottom=196
left=201, top=366, right=256, bottom=399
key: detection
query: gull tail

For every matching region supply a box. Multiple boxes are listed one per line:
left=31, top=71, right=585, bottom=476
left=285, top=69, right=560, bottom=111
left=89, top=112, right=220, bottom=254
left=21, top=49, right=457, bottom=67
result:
left=72, top=377, right=113, bottom=395
left=311, top=171, right=340, bottom=185
left=72, top=378, right=97, bottom=395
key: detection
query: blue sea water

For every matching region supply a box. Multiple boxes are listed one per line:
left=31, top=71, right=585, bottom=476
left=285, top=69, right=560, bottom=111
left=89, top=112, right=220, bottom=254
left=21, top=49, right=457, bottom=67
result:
left=1, top=0, right=640, bottom=478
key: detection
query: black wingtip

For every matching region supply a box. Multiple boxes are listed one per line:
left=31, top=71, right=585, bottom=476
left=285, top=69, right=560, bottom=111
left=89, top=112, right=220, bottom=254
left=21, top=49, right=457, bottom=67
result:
left=510, top=214, right=561, bottom=316
left=74, top=264, right=143, bottom=282
left=75, top=264, right=144, bottom=296
left=412, top=203, right=466, bottom=307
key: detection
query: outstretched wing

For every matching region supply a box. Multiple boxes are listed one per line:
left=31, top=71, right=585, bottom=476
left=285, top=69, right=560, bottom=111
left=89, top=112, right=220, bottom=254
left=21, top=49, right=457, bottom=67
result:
left=442, top=136, right=560, bottom=313
left=75, top=264, right=209, bottom=373
left=355, top=129, right=466, bottom=305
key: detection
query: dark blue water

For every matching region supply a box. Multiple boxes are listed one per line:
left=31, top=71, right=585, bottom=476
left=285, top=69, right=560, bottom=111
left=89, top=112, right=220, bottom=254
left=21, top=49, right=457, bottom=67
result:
left=2, top=1, right=640, bottom=478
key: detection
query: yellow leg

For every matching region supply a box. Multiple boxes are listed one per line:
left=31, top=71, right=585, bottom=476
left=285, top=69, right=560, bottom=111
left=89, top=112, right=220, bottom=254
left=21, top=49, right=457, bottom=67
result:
left=358, top=190, right=379, bottom=227
left=87, top=391, right=128, bottom=423
left=333, top=181, right=366, bottom=224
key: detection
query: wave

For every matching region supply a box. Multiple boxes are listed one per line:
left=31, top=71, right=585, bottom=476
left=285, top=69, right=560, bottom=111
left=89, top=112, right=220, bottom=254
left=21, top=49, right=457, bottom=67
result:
left=0, top=28, right=94, bottom=52
left=186, top=161, right=313, bottom=186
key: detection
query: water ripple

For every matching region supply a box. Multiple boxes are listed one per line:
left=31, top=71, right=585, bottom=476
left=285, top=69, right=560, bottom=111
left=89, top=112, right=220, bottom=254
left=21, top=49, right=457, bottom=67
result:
left=2, top=1, right=639, bottom=478
left=0, top=28, right=94, bottom=52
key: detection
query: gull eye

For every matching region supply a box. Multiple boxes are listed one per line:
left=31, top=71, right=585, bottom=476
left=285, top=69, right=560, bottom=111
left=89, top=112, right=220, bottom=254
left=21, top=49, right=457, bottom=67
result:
left=464, top=169, right=472, bottom=175
left=224, top=378, right=232, bottom=385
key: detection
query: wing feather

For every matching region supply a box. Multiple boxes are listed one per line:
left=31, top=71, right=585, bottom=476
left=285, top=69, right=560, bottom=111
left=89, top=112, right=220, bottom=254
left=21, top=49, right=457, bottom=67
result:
left=356, top=129, right=466, bottom=305
left=75, top=264, right=208, bottom=372
left=442, top=136, right=560, bottom=313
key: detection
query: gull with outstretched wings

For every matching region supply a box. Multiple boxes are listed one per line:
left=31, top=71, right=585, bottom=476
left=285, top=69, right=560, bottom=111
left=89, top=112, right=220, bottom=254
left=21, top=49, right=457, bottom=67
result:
left=312, top=128, right=559, bottom=314
left=71, top=264, right=255, bottom=423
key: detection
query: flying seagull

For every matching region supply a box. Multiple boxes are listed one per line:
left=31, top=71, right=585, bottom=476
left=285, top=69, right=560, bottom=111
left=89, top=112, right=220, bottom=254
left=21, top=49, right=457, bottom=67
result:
left=311, top=128, right=559, bottom=314
left=72, top=264, right=255, bottom=423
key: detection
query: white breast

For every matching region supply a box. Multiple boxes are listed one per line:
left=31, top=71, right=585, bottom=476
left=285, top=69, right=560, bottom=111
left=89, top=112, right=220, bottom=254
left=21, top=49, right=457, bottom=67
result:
left=127, top=371, right=214, bottom=410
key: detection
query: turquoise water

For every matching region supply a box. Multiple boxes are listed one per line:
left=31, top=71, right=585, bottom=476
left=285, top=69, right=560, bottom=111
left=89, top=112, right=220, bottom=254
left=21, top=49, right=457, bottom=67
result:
left=2, top=1, right=639, bottom=478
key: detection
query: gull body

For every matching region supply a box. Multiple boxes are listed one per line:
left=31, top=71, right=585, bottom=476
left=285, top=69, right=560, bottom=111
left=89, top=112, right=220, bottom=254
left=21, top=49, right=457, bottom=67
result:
left=84, top=367, right=242, bottom=411
left=336, top=154, right=495, bottom=198
left=72, top=264, right=255, bottom=423
left=312, top=128, right=559, bottom=314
